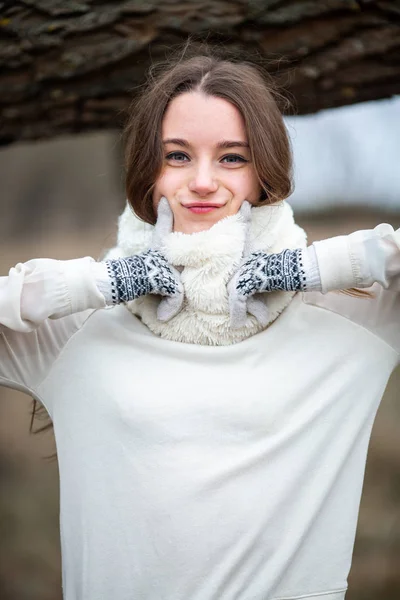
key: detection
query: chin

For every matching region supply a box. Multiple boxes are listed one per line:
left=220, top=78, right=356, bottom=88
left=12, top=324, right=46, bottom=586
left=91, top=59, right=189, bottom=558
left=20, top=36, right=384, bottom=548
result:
left=180, top=209, right=233, bottom=232
left=174, top=221, right=216, bottom=234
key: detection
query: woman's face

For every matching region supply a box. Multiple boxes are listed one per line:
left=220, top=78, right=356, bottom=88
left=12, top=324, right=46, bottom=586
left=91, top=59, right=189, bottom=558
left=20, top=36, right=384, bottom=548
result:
left=152, top=91, right=261, bottom=233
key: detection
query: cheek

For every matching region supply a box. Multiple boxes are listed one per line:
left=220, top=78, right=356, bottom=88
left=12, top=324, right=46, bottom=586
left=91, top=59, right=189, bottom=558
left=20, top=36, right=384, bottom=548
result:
left=229, top=169, right=260, bottom=202
left=153, top=169, right=189, bottom=216
left=154, top=169, right=184, bottom=196
left=152, top=169, right=173, bottom=210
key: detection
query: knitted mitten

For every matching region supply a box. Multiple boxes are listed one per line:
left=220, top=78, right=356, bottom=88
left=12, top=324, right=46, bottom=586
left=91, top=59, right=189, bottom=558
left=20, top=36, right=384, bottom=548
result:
left=104, top=197, right=184, bottom=322
left=227, top=202, right=308, bottom=329
left=228, top=248, right=307, bottom=327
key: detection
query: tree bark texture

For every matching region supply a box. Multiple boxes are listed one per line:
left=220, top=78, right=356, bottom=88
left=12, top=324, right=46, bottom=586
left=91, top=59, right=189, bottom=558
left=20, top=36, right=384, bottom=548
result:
left=1, top=0, right=400, bottom=144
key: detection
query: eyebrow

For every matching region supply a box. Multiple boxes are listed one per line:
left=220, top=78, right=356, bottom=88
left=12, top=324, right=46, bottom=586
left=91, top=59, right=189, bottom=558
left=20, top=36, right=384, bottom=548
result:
left=163, top=138, right=249, bottom=149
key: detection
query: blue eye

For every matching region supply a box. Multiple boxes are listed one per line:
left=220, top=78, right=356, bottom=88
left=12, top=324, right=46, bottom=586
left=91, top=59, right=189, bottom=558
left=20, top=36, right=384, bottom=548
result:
left=221, top=154, right=247, bottom=164
left=166, top=152, right=188, bottom=162
left=165, top=153, right=248, bottom=164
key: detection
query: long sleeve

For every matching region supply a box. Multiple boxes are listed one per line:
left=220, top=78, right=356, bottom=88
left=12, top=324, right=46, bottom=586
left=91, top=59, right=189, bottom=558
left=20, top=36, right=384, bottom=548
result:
left=0, top=256, right=106, bottom=332
left=302, top=224, right=400, bottom=358
left=0, top=257, right=107, bottom=397
left=311, top=224, right=400, bottom=293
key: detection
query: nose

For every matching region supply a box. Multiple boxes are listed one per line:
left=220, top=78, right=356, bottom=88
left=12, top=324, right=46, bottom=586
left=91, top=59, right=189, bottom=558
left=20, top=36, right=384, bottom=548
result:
left=188, top=161, right=218, bottom=196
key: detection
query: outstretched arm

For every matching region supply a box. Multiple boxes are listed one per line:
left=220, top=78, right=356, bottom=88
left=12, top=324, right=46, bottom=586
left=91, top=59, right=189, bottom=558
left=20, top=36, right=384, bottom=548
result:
left=0, top=196, right=182, bottom=395
left=0, top=256, right=108, bottom=398
left=0, top=257, right=106, bottom=333
left=312, top=223, right=400, bottom=293
left=228, top=222, right=400, bottom=328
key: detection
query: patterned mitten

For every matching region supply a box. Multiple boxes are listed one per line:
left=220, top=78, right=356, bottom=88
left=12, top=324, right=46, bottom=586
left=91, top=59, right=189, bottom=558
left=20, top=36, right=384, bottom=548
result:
left=104, top=197, right=184, bottom=322
left=227, top=247, right=307, bottom=328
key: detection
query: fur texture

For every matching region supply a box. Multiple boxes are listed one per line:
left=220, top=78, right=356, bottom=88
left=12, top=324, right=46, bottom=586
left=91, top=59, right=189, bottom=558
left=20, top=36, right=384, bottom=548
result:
left=104, top=201, right=307, bottom=345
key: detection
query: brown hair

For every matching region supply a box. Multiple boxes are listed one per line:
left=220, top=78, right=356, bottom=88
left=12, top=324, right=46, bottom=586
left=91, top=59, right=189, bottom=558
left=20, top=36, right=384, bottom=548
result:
left=123, top=39, right=293, bottom=224
left=30, top=40, right=372, bottom=446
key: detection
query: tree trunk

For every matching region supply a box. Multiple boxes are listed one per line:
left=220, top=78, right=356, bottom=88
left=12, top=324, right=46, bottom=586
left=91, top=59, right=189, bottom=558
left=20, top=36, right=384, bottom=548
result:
left=1, top=0, right=400, bottom=144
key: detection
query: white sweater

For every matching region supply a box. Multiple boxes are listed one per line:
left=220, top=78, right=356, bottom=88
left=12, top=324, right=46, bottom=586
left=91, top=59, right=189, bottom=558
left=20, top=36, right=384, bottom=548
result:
left=0, top=213, right=399, bottom=600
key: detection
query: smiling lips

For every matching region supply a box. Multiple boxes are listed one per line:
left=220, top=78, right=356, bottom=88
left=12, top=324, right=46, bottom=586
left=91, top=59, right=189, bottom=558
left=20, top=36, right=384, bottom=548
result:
left=184, top=203, right=223, bottom=214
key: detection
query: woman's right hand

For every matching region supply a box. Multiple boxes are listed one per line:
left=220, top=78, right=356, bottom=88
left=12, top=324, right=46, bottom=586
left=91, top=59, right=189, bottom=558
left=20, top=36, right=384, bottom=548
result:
left=104, top=197, right=184, bottom=322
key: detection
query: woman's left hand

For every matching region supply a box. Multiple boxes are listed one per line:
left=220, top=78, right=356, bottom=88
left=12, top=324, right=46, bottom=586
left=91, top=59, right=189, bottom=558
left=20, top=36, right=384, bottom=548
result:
left=227, top=202, right=306, bottom=329
left=227, top=201, right=270, bottom=329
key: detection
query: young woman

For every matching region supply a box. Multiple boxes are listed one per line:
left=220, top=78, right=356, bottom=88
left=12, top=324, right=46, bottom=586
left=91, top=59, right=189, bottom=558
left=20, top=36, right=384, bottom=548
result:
left=0, top=45, right=399, bottom=600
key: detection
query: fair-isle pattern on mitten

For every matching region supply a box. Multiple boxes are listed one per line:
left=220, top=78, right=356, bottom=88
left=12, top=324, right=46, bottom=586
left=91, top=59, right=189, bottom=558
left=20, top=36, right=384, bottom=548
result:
left=105, top=250, right=180, bottom=305
left=236, top=248, right=307, bottom=296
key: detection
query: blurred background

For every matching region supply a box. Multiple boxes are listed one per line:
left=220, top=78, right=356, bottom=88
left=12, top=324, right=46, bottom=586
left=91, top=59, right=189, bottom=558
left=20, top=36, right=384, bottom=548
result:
left=0, top=1, right=399, bottom=599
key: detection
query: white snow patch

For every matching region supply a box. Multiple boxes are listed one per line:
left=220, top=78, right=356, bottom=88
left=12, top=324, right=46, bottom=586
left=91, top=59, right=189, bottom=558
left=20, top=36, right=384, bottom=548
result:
left=285, top=96, right=400, bottom=212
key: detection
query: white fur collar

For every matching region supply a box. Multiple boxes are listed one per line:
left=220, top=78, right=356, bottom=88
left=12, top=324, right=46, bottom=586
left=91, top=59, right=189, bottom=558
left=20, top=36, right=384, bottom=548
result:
left=105, top=201, right=307, bottom=345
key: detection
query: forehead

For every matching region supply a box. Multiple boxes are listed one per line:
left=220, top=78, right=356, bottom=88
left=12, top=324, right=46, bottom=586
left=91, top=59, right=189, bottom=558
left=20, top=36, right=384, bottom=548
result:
left=162, top=92, right=247, bottom=142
